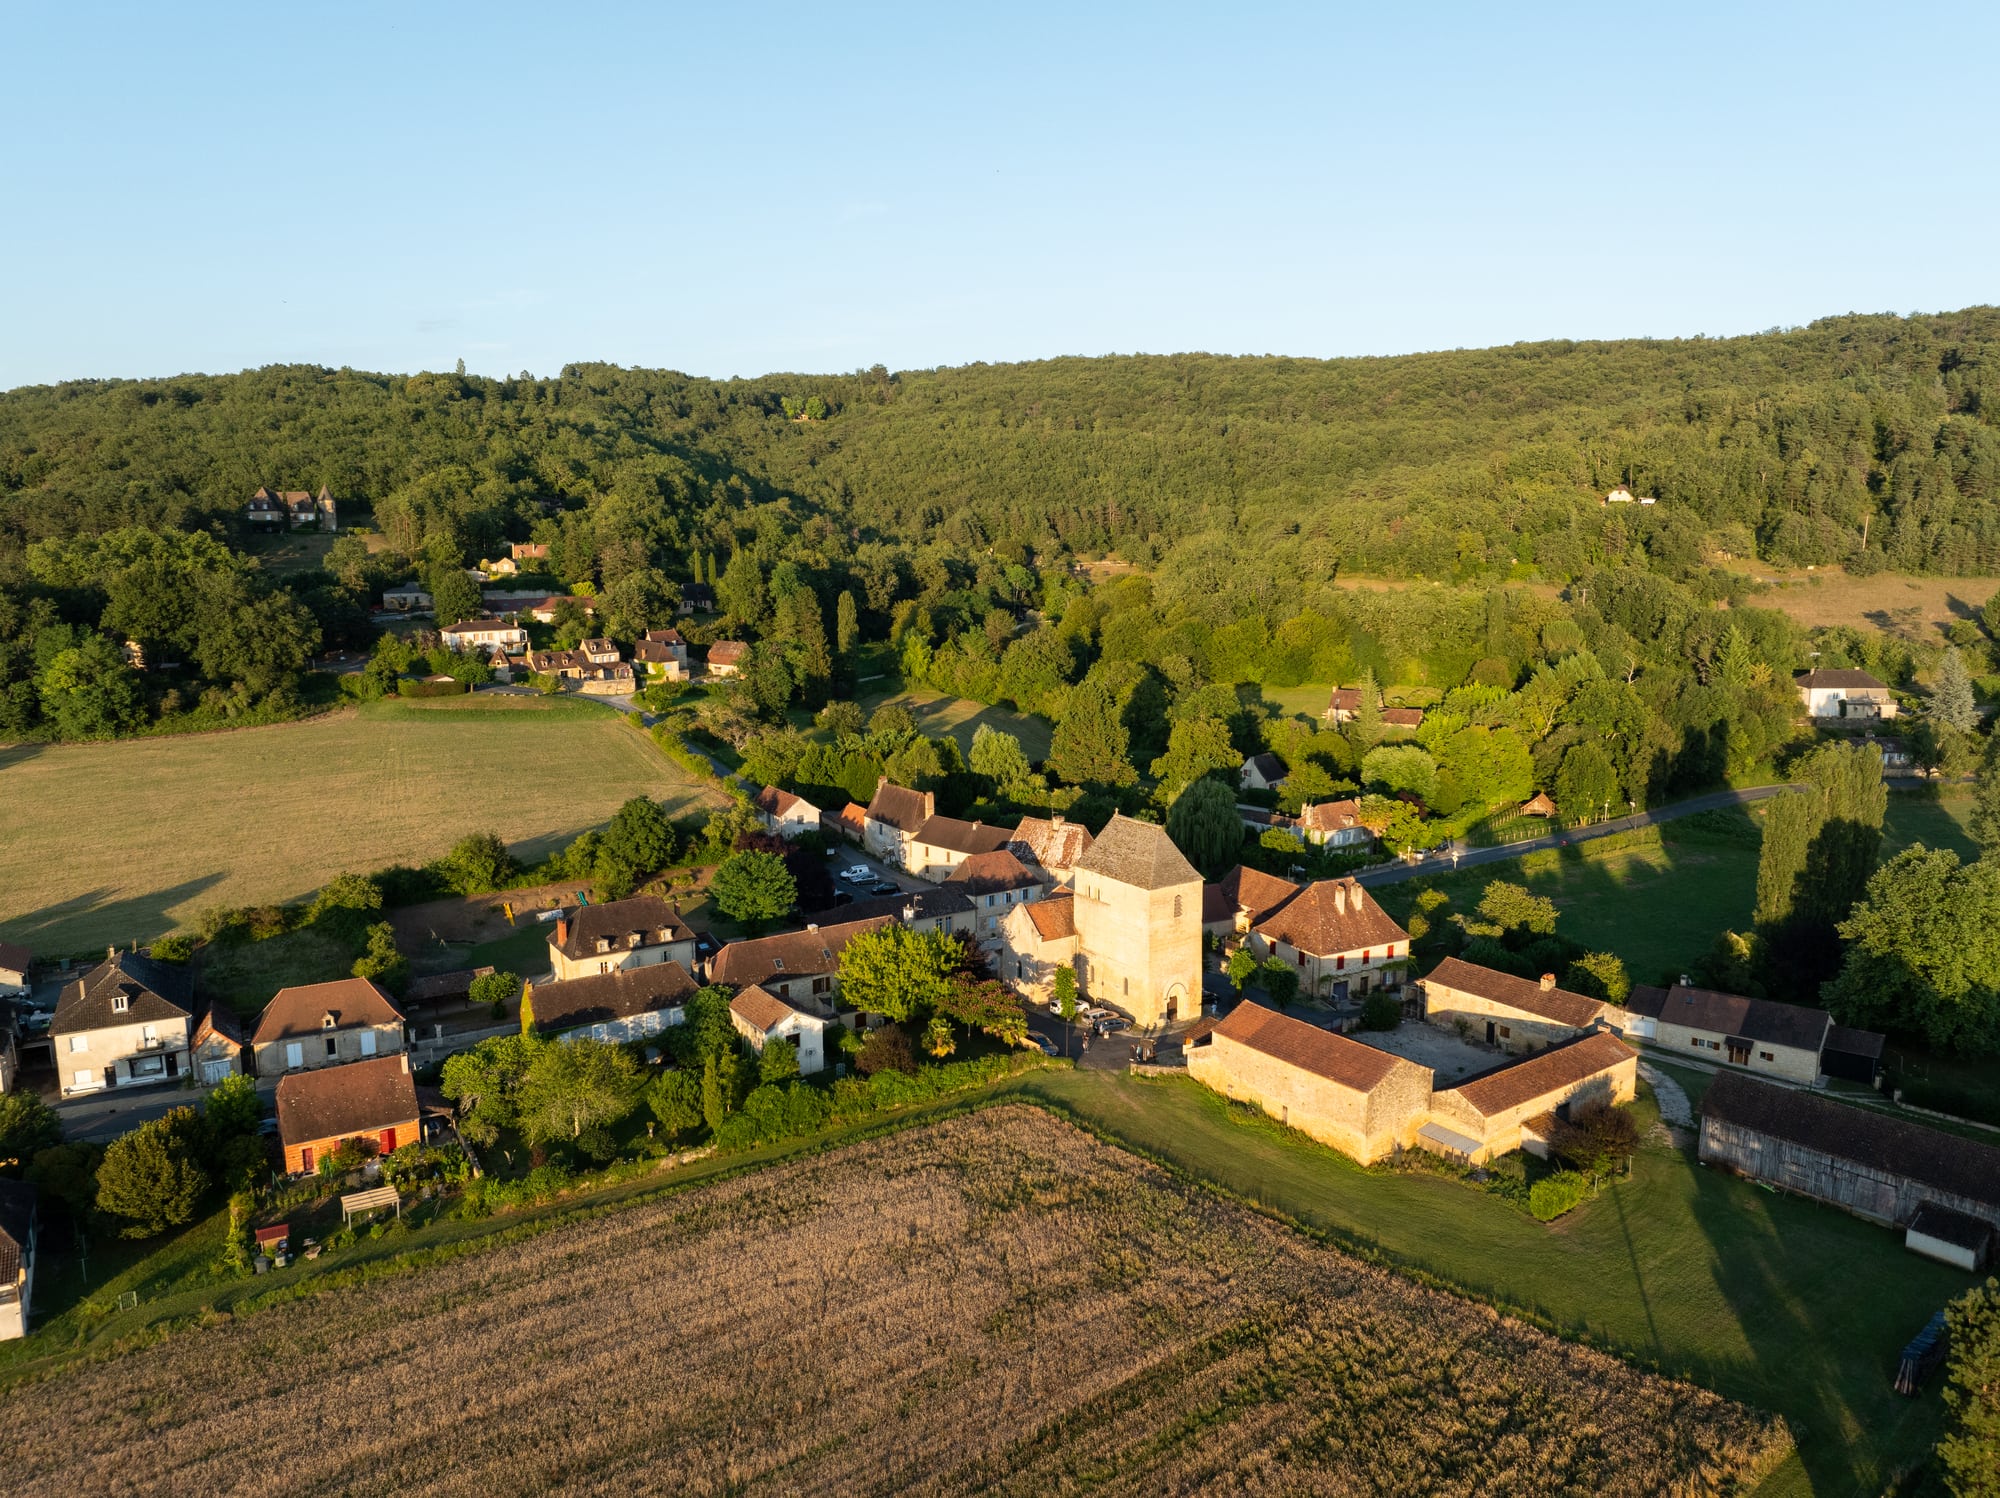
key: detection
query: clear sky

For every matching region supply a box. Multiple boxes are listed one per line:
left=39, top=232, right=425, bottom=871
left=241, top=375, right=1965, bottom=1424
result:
left=4, top=2, right=1996, bottom=388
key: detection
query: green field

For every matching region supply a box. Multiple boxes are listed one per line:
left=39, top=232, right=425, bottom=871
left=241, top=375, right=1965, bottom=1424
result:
left=1881, top=786, right=1977, bottom=861
left=0, top=696, right=727, bottom=957
left=854, top=680, right=1054, bottom=760
left=1014, top=1069, right=1966, bottom=1498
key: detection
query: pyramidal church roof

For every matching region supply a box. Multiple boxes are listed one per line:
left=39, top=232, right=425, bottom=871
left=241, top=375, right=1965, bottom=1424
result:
left=1072, top=813, right=1200, bottom=890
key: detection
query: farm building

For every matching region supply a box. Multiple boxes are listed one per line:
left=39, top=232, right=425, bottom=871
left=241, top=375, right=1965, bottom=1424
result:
left=276, top=1053, right=422, bottom=1175
left=548, top=897, right=697, bottom=981
left=1186, top=1001, right=1434, bottom=1164
left=1698, top=1071, right=2000, bottom=1233
left=251, top=977, right=405, bottom=1079
left=1423, top=1031, right=1639, bottom=1166
left=729, top=984, right=830, bottom=1074
left=1906, top=1203, right=1993, bottom=1272
left=827, top=802, right=868, bottom=844
left=526, top=961, right=698, bottom=1044
left=1201, top=865, right=1301, bottom=938
left=1242, top=877, right=1409, bottom=1004
left=1007, top=814, right=1094, bottom=885
left=752, top=784, right=822, bottom=838
left=1419, top=958, right=1611, bottom=1055
left=0, top=1179, right=36, bottom=1340
left=1625, top=982, right=1882, bottom=1085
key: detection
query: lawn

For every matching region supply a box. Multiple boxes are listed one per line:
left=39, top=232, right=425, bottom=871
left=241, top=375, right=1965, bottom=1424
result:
left=854, top=681, right=1054, bottom=760
left=0, top=695, right=728, bottom=958
left=1014, top=1068, right=1970, bottom=1498
left=1881, top=786, right=1977, bottom=861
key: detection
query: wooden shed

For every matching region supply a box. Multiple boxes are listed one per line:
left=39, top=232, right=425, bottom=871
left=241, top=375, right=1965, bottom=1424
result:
left=1520, top=792, right=1558, bottom=818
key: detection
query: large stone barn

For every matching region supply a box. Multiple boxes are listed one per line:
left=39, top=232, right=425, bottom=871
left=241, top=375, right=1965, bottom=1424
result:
left=1423, top=1030, right=1639, bottom=1166
left=1698, top=1071, right=2000, bottom=1232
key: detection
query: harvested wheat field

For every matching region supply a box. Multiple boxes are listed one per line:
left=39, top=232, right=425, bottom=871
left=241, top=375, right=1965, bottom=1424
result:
left=1, top=1107, right=1788, bottom=1497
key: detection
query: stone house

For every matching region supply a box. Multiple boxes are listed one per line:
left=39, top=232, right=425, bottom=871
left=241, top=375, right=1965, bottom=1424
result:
left=753, top=784, right=822, bottom=838
left=1185, top=1001, right=1434, bottom=1164
left=1006, top=815, right=1094, bottom=887
left=1795, top=668, right=1898, bottom=721
left=863, top=780, right=933, bottom=866
left=191, top=1000, right=247, bottom=1085
left=0, top=1180, right=37, bottom=1341
left=1418, top=957, right=1612, bottom=1054
left=440, top=618, right=529, bottom=654
left=525, top=961, right=699, bottom=1044
left=276, top=1053, right=421, bottom=1175
left=1424, top=1031, right=1638, bottom=1165
left=251, top=978, right=406, bottom=1079
left=706, top=915, right=895, bottom=1016
left=1296, top=800, right=1373, bottom=848
left=1322, top=687, right=1365, bottom=725
left=51, top=950, right=196, bottom=1098
left=527, top=595, right=596, bottom=624
left=834, top=886, right=977, bottom=939
left=706, top=640, right=748, bottom=677
left=995, top=895, right=1077, bottom=1002
left=1699, top=1071, right=2000, bottom=1233
left=1201, top=865, right=1302, bottom=938
left=730, top=984, right=830, bottom=1074
left=549, top=898, right=697, bottom=981
left=906, top=814, right=1014, bottom=882
left=945, top=850, right=1049, bottom=941
left=633, top=628, right=689, bottom=680
left=1623, top=982, right=1878, bottom=1085
left=1244, top=877, right=1409, bottom=1003
left=1068, top=814, right=1203, bottom=1028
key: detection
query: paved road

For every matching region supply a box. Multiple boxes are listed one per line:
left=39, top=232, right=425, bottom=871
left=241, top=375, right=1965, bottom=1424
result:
left=1351, top=784, right=1795, bottom=890
left=54, top=1084, right=213, bottom=1142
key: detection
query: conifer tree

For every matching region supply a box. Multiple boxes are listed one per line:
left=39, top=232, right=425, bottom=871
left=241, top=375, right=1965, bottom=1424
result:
left=836, top=590, right=860, bottom=656
left=1934, top=646, right=1978, bottom=734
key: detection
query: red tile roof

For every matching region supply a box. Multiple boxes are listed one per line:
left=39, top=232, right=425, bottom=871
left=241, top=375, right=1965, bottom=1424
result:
left=253, top=977, right=404, bottom=1044
left=1444, top=1031, right=1636, bottom=1119
left=1210, top=1001, right=1424, bottom=1093
left=708, top=916, right=894, bottom=986
left=944, top=849, right=1041, bottom=893
left=730, top=983, right=801, bottom=1033
left=1251, top=878, right=1406, bottom=957
left=1200, top=865, right=1299, bottom=927
left=277, top=1054, right=420, bottom=1147
left=1024, top=895, right=1076, bottom=941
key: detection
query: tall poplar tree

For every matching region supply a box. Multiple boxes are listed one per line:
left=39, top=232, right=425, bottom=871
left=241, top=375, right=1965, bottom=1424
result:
left=1756, top=740, right=1886, bottom=999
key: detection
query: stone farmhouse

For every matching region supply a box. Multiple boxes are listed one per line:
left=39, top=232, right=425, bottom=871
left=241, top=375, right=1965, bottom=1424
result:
left=548, top=897, right=697, bottom=981
left=1187, top=1000, right=1639, bottom=1168
left=1239, top=876, right=1408, bottom=1003
left=862, top=780, right=933, bottom=865
left=730, top=984, right=830, bottom=1075
left=633, top=628, right=690, bottom=680
left=1625, top=982, right=1883, bottom=1086
left=707, top=915, right=896, bottom=1015
left=250, top=977, right=406, bottom=1079
left=51, top=950, right=197, bottom=1098
left=525, top=961, right=698, bottom=1044
left=1418, top=958, right=1613, bottom=1055
left=1699, top=1072, right=2000, bottom=1260
left=753, top=784, right=822, bottom=838
left=276, top=1053, right=421, bottom=1176
left=1201, top=865, right=1303, bottom=938
left=996, top=814, right=1202, bottom=1028
left=1795, top=668, right=1898, bottom=721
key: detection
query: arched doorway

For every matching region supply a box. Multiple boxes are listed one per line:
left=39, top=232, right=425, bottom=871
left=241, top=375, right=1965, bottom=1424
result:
left=1164, top=983, right=1186, bottom=1024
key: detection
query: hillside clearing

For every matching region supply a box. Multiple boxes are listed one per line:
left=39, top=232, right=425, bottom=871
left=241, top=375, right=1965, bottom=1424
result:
left=0, top=1106, right=1784, bottom=1497
left=1732, top=569, right=1998, bottom=634
left=0, top=697, right=726, bottom=957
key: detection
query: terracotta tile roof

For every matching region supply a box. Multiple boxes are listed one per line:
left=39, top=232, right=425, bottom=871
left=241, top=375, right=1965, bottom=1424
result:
left=252, top=978, right=404, bottom=1045
left=527, top=961, right=698, bottom=1033
left=944, top=849, right=1042, bottom=894
left=1326, top=688, right=1362, bottom=713
left=1210, top=1001, right=1422, bottom=1093
left=1626, top=984, right=1832, bottom=1053
left=554, top=897, right=693, bottom=962
left=194, top=999, right=247, bottom=1048
left=1251, top=878, right=1406, bottom=957
left=1795, top=668, right=1890, bottom=690
left=1381, top=708, right=1424, bottom=728
left=1443, top=1031, right=1636, bottom=1119
left=1703, top=1071, right=2000, bottom=1207
left=1421, top=957, right=1606, bottom=1030
left=708, top=640, right=748, bottom=665
left=915, top=815, right=1013, bottom=858
left=1297, top=799, right=1364, bottom=835
left=1009, top=816, right=1094, bottom=873
left=509, top=542, right=548, bottom=559
left=1024, top=895, right=1076, bottom=941
left=866, top=780, right=934, bottom=835
left=0, top=941, right=29, bottom=974
left=1201, top=865, right=1299, bottom=926
left=830, top=803, right=868, bottom=834
left=0, top=1179, right=34, bottom=1286
left=52, top=952, right=193, bottom=1034
left=754, top=784, right=811, bottom=818
left=708, top=915, right=894, bottom=987
left=277, top=1054, right=420, bottom=1148
left=1072, top=814, right=1200, bottom=891
left=633, top=635, right=685, bottom=663
left=730, top=983, right=801, bottom=1033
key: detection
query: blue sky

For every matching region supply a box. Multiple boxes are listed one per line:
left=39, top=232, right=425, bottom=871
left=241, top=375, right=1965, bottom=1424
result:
left=4, top=2, right=1995, bottom=386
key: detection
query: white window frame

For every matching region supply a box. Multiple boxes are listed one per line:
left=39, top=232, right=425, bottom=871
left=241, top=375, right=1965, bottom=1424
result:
left=359, top=1030, right=378, bottom=1056
left=285, top=1041, right=304, bottom=1069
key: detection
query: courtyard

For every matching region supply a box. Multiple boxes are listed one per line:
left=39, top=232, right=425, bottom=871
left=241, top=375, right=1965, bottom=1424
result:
left=1351, top=1019, right=1500, bottom=1084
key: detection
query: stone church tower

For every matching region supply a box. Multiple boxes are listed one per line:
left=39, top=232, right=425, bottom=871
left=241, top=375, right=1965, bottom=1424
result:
left=1069, top=814, right=1202, bottom=1028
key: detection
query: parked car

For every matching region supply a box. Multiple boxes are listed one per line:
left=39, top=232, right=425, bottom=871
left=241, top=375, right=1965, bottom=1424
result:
left=1095, top=1016, right=1129, bottom=1037
left=870, top=881, right=900, bottom=896
left=840, top=865, right=873, bottom=883
left=1025, top=1032, right=1058, bottom=1056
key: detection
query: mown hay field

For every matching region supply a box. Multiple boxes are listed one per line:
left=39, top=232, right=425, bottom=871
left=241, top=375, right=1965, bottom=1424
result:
left=0, top=696, right=726, bottom=957
left=1, top=1107, right=1787, bottom=1497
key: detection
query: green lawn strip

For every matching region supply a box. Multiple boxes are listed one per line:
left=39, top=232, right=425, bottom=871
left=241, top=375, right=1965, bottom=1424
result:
left=1008, top=1068, right=1964, bottom=1498
left=1881, top=788, right=1977, bottom=861
left=195, top=926, right=366, bottom=1014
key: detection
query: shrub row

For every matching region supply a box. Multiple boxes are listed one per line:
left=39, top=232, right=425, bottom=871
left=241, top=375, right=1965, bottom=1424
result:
left=396, top=677, right=471, bottom=698
left=1529, top=1169, right=1589, bottom=1221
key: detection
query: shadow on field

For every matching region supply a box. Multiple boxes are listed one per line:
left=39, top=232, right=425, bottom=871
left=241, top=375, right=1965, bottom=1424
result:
left=0, top=742, right=47, bottom=773
left=0, top=874, right=227, bottom=960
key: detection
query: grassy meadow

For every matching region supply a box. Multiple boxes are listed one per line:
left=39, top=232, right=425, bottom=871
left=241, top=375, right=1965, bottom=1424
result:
left=0, top=695, right=727, bottom=957
left=853, top=680, right=1054, bottom=759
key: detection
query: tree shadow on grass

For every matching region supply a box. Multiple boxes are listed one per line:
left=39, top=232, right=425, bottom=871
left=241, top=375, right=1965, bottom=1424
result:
left=0, top=741, right=47, bottom=773
left=0, top=874, right=228, bottom=961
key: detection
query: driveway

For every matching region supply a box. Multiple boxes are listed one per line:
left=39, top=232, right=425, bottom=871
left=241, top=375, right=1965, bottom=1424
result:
left=55, top=1083, right=211, bottom=1142
left=1353, top=784, right=1794, bottom=890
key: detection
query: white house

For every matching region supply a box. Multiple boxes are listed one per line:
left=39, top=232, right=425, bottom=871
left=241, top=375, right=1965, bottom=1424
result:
left=548, top=897, right=697, bottom=981
left=1296, top=800, right=1374, bottom=848
left=1240, top=753, right=1288, bottom=793
left=1795, top=668, right=1898, bottom=721
left=380, top=584, right=433, bottom=613
left=50, top=950, right=196, bottom=1097
left=730, top=984, right=830, bottom=1074
left=440, top=618, right=530, bottom=654
left=753, top=785, right=822, bottom=838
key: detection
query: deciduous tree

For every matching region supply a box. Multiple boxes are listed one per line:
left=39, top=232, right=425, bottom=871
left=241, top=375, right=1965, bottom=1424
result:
left=710, top=849, right=797, bottom=927
left=96, top=1107, right=210, bottom=1238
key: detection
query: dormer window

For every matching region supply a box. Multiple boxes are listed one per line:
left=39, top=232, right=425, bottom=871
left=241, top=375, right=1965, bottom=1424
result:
left=112, top=994, right=129, bottom=1014
left=596, top=937, right=611, bottom=954
left=322, top=1013, right=337, bottom=1030
left=628, top=932, right=642, bottom=948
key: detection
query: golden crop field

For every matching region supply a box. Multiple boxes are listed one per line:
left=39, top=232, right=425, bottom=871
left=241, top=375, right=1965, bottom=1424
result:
left=1, top=1108, right=1787, bottom=1496
left=0, top=697, right=727, bottom=957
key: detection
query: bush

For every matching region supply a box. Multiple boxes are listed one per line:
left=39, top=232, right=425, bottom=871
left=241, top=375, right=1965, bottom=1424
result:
left=396, top=677, right=470, bottom=698
left=96, top=1107, right=211, bottom=1238
left=150, top=933, right=195, bottom=962
left=856, top=1023, right=916, bottom=1076
left=1529, top=1169, right=1589, bottom=1222
left=1360, top=990, right=1401, bottom=1030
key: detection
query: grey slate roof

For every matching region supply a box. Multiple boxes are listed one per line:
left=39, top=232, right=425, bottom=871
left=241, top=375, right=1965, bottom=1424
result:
left=1626, top=984, right=1832, bottom=1053
left=833, top=887, right=974, bottom=926
left=1071, top=814, right=1200, bottom=891
left=554, top=897, right=693, bottom=962
left=527, top=961, right=698, bottom=1034
left=52, top=952, right=194, bottom=1035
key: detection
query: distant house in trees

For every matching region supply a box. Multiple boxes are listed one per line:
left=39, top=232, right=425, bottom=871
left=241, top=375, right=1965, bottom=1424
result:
left=51, top=950, right=196, bottom=1098
left=1240, top=753, right=1289, bottom=792
left=525, top=961, right=698, bottom=1044
left=1296, top=800, right=1372, bottom=848
left=1623, top=981, right=1883, bottom=1085
left=730, top=985, right=829, bottom=1075
left=681, top=582, right=716, bottom=615
left=250, top=978, right=405, bottom=1079
left=753, top=785, right=822, bottom=839
left=527, top=596, right=596, bottom=624
left=0, top=1180, right=37, bottom=1341
left=706, top=641, right=748, bottom=678
left=1519, top=791, right=1558, bottom=818
left=245, top=490, right=285, bottom=529
left=548, top=898, right=697, bottom=981
left=1795, top=669, right=1898, bottom=721
left=1418, top=958, right=1613, bottom=1055
left=380, top=583, right=433, bottom=613
left=276, top=1053, right=421, bottom=1175
left=1380, top=708, right=1424, bottom=731
left=1322, top=688, right=1364, bottom=725
left=248, top=486, right=336, bottom=530
left=510, top=542, right=549, bottom=564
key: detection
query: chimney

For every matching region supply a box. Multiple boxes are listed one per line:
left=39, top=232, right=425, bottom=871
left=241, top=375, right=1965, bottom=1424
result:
left=399, top=1053, right=410, bottom=1074
left=555, top=914, right=569, bottom=947
left=806, top=923, right=819, bottom=932
left=1333, top=884, right=1347, bottom=915
left=1539, top=974, right=1556, bottom=991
